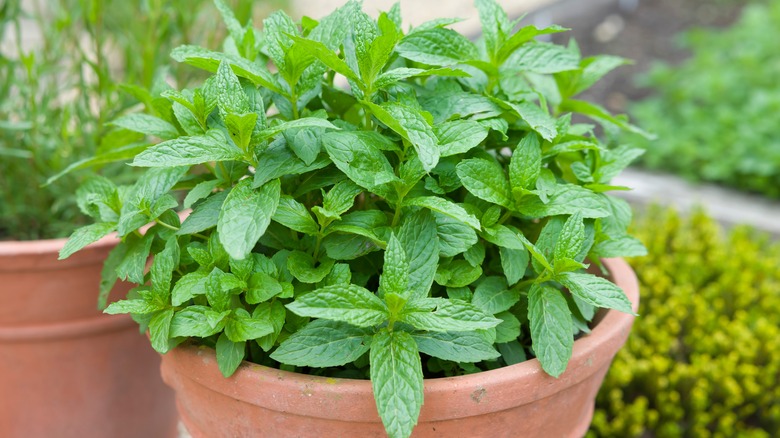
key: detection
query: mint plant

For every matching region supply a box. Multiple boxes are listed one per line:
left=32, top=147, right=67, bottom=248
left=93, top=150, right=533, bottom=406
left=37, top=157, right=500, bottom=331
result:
left=61, top=1, right=646, bottom=437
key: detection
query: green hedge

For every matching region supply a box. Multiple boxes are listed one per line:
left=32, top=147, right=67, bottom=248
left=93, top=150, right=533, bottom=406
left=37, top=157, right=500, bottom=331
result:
left=630, top=1, right=780, bottom=197
left=588, top=208, right=780, bottom=437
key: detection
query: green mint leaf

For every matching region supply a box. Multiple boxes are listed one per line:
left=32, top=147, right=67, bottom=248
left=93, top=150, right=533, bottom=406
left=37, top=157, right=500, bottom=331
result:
left=364, top=101, right=439, bottom=172
left=435, top=120, right=489, bottom=157
left=503, top=42, right=580, bottom=74
left=224, top=308, right=275, bottom=342
left=500, top=246, right=528, bottom=286
left=133, top=130, right=244, bottom=167
left=183, top=180, right=220, bottom=210
left=246, top=272, right=283, bottom=304
left=528, top=284, right=573, bottom=377
left=396, top=27, right=478, bottom=66
left=481, top=206, right=502, bottom=228
left=380, top=234, right=410, bottom=297
left=217, top=178, right=281, bottom=260
left=225, top=113, right=258, bottom=150
left=590, top=235, right=647, bottom=259
left=114, top=232, right=155, bottom=283
left=568, top=55, right=630, bottom=97
left=472, top=276, right=519, bottom=314
left=348, top=9, right=378, bottom=84
left=494, top=225, right=553, bottom=271
left=216, top=332, right=245, bottom=377
left=215, top=60, right=250, bottom=115
left=271, top=320, right=371, bottom=367
left=253, top=300, right=287, bottom=351
left=404, top=197, right=480, bottom=230
left=97, top=244, right=125, bottom=309
left=456, top=158, right=512, bottom=208
left=75, top=175, right=119, bottom=222
left=435, top=213, right=478, bottom=258
left=253, top=140, right=331, bottom=188
left=149, top=308, right=175, bottom=354
left=557, top=271, right=635, bottom=314
left=497, top=340, right=527, bottom=365
left=204, top=268, right=232, bottom=312
left=475, top=0, right=511, bottom=62
left=420, top=89, right=503, bottom=124
left=464, top=241, right=486, bottom=267
left=362, top=13, right=400, bottom=85
left=553, top=257, right=588, bottom=275
left=103, top=298, right=159, bottom=315
left=373, top=67, right=469, bottom=91
left=263, top=11, right=297, bottom=70
left=171, top=45, right=282, bottom=94
left=179, top=190, right=228, bottom=235
left=594, top=145, right=645, bottom=183
left=256, top=117, right=338, bottom=143
left=170, top=306, right=228, bottom=338
left=496, top=24, right=569, bottom=64
left=554, top=212, right=585, bottom=262
left=287, top=250, right=335, bottom=283
left=413, top=331, right=500, bottom=363
left=272, top=195, right=319, bottom=235
left=283, top=127, right=321, bottom=166
left=398, top=210, right=439, bottom=300
left=505, top=101, right=557, bottom=141
left=307, top=0, right=360, bottom=50
left=111, top=114, right=179, bottom=140
left=509, top=133, right=542, bottom=191
left=322, top=131, right=398, bottom=192
left=213, top=0, right=245, bottom=45
left=480, top=224, right=525, bottom=250
left=494, top=311, right=521, bottom=343
left=370, top=330, right=423, bottom=438
left=435, top=259, right=483, bottom=288
left=150, top=238, right=179, bottom=303
left=322, top=180, right=363, bottom=217
left=288, top=36, right=360, bottom=82
left=58, top=222, right=116, bottom=260
left=517, top=185, right=610, bottom=219
left=286, top=284, right=389, bottom=327
left=401, top=299, right=501, bottom=332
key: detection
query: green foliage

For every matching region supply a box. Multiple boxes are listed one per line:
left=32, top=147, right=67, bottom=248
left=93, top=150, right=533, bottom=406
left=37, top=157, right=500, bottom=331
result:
left=0, top=0, right=272, bottom=240
left=589, top=209, right=780, bottom=437
left=630, top=2, right=780, bottom=197
left=63, top=1, right=646, bottom=436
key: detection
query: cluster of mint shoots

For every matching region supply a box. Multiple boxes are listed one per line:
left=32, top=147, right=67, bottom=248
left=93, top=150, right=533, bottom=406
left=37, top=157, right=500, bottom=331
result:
left=61, top=1, right=646, bottom=437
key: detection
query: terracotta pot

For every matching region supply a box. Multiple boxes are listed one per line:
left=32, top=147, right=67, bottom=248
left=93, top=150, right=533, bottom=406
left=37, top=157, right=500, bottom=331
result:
left=0, top=235, right=178, bottom=438
left=162, top=258, right=639, bottom=438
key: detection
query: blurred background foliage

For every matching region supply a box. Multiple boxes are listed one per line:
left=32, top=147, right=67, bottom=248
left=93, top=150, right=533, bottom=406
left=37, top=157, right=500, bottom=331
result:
left=589, top=208, right=780, bottom=437
left=0, top=0, right=286, bottom=240
left=627, top=1, right=780, bottom=197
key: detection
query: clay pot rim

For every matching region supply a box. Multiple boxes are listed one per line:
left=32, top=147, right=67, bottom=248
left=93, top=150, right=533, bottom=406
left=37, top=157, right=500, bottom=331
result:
left=0, top=233, right=121, bottom=271
left=0, top=313, right=136, bottom=342
left=164, top=258, right=639, bottom=423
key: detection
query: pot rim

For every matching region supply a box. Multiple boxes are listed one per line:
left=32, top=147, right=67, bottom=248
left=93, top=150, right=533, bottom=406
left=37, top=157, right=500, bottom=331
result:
left=0, top=233, right=121, bottom=271
left=163, top=257, right=639, bottom=423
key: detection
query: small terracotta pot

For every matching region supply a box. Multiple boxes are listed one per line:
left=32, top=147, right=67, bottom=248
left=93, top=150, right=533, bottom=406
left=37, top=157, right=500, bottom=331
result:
left=162, top=258, right=639, bottom=438
left=0, top=236, right=178, bottom=438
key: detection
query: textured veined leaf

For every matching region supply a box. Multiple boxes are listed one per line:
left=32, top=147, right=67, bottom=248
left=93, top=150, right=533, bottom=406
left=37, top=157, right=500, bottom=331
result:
left=217, top=179, right=281, bottom=260
left=370, top=331, right=423, bottom=438
left=528, top=284, right=573, bottom=377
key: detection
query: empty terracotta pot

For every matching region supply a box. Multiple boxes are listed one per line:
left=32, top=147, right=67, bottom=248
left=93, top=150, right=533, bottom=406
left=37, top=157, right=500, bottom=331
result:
left=0, top=235, right=178, bottom=438
left=162, top=258, right=639, bottom=438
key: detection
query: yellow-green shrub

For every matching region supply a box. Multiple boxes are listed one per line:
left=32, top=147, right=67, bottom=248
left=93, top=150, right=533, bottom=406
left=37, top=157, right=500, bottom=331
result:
left=588, top=208, right=780, bottom=438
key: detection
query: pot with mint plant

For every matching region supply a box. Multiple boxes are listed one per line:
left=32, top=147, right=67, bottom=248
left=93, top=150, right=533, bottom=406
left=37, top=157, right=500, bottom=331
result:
left=0, top=1, right=245, bottom=436
left=62, top=1, right=648, bottom=436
